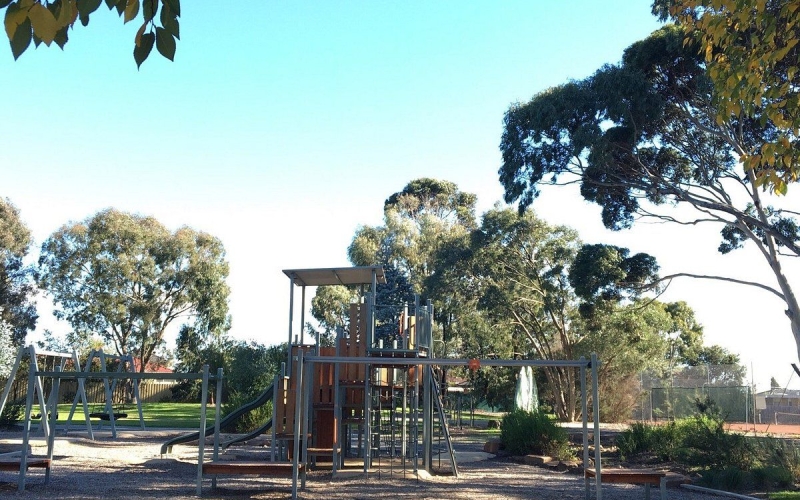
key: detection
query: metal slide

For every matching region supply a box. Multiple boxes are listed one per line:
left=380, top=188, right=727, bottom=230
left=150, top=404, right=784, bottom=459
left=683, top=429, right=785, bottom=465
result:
left=160, top=382, right=274, bottom=455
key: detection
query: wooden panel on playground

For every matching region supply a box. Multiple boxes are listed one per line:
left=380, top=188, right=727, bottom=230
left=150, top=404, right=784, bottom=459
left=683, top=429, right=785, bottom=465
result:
left=273, top=302, right=427, bottom=457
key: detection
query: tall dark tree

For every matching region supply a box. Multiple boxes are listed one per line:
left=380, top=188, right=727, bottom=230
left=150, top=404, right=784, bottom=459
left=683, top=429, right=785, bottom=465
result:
left=0, top=197, right=37, bottom=346
left=499, top=26, right=800, bottom=363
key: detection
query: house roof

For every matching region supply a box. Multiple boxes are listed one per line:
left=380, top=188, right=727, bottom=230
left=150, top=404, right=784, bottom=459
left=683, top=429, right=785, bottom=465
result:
left=757, top=389, right=800, bottom=398
left=282, top=266, right=386, bottom=287
left=132, top=359, right=173, bottom=373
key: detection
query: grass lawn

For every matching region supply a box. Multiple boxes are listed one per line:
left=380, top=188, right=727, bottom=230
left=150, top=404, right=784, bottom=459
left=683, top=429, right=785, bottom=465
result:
left=30, top=403, right=217, bottom=429
left=770, top=494, right=800, bottom=499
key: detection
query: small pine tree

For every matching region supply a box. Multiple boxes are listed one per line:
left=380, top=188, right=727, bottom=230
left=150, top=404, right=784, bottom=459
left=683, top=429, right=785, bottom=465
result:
left=770, top=377, right=781, bottom=390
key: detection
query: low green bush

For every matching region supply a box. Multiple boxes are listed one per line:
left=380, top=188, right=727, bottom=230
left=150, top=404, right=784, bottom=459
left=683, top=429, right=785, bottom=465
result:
left=0, top=398, right=23, bottom=428
left=617, top=413, right=800, bottom=493
left=500, top=409, right=572, bottom=460
left=699, top=467, right=747, bottom=491
left=751, top=466, right=794, bottom=490
left=754, top=437, right=800, bottom=482
left=616, top=421, right=653, bottom=459
left=673, top=414, right=753, bottom=469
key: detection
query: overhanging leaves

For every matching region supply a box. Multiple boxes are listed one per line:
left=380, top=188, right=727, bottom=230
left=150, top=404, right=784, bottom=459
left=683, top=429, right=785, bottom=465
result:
left=2, top=0, right=180, bottom=65
left=133, top=30, right=153, bottom=68
left=154, top=25, right=173, bottom=60
left=9, top=15, right=30, bottom=59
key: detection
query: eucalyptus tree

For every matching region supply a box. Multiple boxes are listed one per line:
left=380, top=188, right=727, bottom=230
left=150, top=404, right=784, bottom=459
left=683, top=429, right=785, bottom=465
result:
left=310, top=265, right=414, bottom=345
left=348, top=178, right=479, bottom=354
left=38, top=208, right=230, bottom=372
left=499, top=26, right=800, bottom=363
left=465, top=207, right=729, bottom=421
left=0, top=197, right=37, bottom=346
left=348, top=178, right=478, bottom=294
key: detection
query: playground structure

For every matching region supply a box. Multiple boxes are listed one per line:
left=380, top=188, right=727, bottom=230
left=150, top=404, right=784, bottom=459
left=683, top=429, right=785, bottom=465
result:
left=194, top=267, right=604, bottom=500
left=2, top=266, right=605, bottom=499
left=3, top=362, right=217, bottom=491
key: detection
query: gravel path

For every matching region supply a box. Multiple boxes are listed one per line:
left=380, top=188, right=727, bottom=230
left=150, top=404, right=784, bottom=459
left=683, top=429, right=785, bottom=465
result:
left=0, top=429, right=722, bottom=499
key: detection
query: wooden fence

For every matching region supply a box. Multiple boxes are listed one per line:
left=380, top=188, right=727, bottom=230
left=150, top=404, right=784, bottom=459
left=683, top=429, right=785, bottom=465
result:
left=1, top=377, right=179, bottom=405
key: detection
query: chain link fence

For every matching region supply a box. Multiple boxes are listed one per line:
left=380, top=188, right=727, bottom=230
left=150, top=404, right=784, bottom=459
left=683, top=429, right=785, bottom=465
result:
left=632, top=365, right=753, bottom=422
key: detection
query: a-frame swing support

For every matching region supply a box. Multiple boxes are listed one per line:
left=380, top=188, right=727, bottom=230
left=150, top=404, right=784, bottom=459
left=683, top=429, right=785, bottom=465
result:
left=0, top=345, right=93, bottom=441
left=65, top=349, right=145, bottom=439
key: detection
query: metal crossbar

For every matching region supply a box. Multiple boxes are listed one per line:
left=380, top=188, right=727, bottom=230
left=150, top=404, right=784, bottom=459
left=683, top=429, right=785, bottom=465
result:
left=304, top=356, right=592, bottom=368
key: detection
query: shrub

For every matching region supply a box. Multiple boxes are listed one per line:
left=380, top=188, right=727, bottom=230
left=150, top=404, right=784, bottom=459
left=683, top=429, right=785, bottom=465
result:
left=699, top=467, right=747, bottom=491
left=616, top=420, right=680, bottom=461
left=0, top=398, right=23, bottom=428
left=751, top=466, right=794, bottom=490
left=650, top=421, right=682, bottom=462
left=673, top=414, right=753, bottom=469
left=616, top=421, right=654, bottom=459
left=500, top=409, right=572, bottom=460
left=753, top=437, right=800, bottom=482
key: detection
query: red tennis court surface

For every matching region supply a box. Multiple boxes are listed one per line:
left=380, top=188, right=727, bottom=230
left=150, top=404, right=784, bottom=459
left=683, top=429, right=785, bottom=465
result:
left=726, top=422, right=800, bottom=436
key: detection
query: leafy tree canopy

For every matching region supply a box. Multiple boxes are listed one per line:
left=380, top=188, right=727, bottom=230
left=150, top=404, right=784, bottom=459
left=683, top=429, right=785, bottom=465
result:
left=0, top=197, right=37, bottom=346
left=499, top=24, right=800, bottom=363
left=37, top=208, right=230, bottom=371
left=2, top=0, right=180, bottom=68
left=662, top=0, right=800, bottom=193
left=349, top=178, right=477, bottom=295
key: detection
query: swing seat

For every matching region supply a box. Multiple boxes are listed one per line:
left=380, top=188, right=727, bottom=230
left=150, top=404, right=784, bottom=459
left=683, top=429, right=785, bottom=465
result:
left=31, top=412, right=58, bottom=420
left=89, top=412, right=128, bottom=421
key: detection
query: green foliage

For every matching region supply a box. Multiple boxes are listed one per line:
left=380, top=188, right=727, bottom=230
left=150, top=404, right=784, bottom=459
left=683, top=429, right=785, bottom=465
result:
left=616, top=421, right=655, bottom=460
left=500, top=409, right=572, bottom=460
left=669, top=0, right=800, bottom=192
left=770, top=492, right=800, bottom=499
left=499, top=21, right=800, bottom=367
left=2, top=0, right=180, bottom=67
left=0, top=197, right=37, bottom=346
left=348, top=178, right=477, bottom=295
left=0, top=397, right=22, bottom=427
left=698, top=467, right=748, bottom=492
left=616, top=410, right=756, bottom=468
left=220, top=341, right=285, bottom=433
left=750, top=466, right=794, bottom=490
left=38, top=209, right=230, bottom=373
left=223, top=391, right=272, bottom=433
left=618, top=411, right=800, bottom=491
left=753, top=437, right=800, bottom=483
left=674, top=413, right=752, bottom=469
left=569, top=244, right=659, bottom=303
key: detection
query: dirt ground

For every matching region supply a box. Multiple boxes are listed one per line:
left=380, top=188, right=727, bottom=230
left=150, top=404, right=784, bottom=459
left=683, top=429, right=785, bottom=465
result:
left=0, top=425, right=738, bottom=500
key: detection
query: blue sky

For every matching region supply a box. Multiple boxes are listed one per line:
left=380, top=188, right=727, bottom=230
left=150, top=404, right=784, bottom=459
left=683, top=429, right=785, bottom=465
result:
left=3, top=1, right=798, bottom=390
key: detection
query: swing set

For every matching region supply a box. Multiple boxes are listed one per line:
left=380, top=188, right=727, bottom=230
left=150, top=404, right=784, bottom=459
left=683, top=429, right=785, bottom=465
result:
left=0, top=346, right=145, bottom=442
left=67, top=348, right=145, bottom=437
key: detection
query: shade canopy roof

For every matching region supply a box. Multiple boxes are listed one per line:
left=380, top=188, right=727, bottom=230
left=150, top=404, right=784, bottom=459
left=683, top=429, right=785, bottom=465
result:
left=282, top=266, right=386, bottom=287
